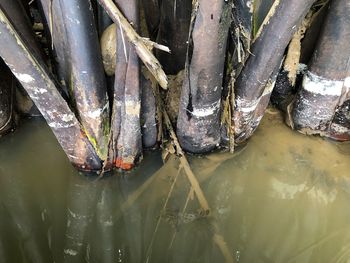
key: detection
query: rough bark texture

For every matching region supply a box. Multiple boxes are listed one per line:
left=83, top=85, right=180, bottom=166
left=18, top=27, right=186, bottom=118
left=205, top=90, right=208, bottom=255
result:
left=290, top=0, right=350, bottom=141
left=156, top=0, right=192, bottom=75
left=111, top=0, right=142, bottom=170
left=0, top=8, right=102, bottom=170
left=177, top=0, right=232, bottom=153
left=233, top=0, right=316, bottom=143
left=0, top=59, right=13, bottom=135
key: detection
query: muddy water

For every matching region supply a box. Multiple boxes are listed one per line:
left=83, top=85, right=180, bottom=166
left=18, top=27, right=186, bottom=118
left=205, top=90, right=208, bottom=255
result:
left=0, top=109, right=349, bottom=263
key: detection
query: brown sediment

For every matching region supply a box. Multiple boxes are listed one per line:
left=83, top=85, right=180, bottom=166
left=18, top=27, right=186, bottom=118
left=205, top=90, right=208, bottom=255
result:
left=165, top=70, right=184, bottom=125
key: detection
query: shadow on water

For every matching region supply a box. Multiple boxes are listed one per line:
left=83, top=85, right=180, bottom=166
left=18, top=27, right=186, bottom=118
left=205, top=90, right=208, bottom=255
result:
left=0, top=110, right=350, bottom=263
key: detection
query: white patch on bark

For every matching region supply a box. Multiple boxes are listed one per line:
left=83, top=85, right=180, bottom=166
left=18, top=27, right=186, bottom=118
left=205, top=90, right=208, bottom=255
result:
left=87, top=109, right=102, bottom=119
left=235, top=96, right=259, bottom=113
left=62, top=113, right=75, bottom=122
left=48, top=121, right=76, bottom=129
left=125, top=100, right=141, bottom=116
left=33, top=87, right=47, bottom=94
left=344, top=77, right=350, bottom=88
left=13, top=72, right=35, bottom=83
left=64, top=249, right=78, bottom=256
left=303, top=71, right=344, bottom=96
left=331, top=123, right=349, bottom=133
left=191, top=100, right=220, bottom=117
left=246, top=0, right=253, bottom=13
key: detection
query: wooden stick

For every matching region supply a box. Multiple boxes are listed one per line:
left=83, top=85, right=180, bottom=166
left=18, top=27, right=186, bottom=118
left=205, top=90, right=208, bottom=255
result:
left=163, top=110, right=210, bottom=213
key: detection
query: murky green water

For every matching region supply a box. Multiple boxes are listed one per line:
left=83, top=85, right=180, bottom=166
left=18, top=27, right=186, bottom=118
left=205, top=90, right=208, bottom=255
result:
left=0, top=110, right=349, bottom=263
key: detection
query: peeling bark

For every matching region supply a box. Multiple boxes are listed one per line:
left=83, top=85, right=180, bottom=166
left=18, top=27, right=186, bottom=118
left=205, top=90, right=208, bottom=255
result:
left=156, top=0, right=192, bottom=74
left=0, top=8, right=102, bottom=170
left=177, top=0, right=232, bottom=153
left=111, top=0, right=142, bottom=170
left=232, top=0, right=316, bottom=143
left=289, top=0, right=350, bottom=141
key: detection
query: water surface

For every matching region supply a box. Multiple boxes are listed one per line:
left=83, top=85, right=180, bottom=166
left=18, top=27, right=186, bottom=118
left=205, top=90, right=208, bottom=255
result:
left=0, top=110, right=349, bottom=263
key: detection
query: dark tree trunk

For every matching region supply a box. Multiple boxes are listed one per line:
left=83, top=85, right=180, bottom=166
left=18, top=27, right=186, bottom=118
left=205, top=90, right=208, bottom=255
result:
left=97, top=3, right=113, bottom=36
left=140, top=0, right=160, bottom=40
left=0, top=0, right=43, bottom=117
left=39, top=0, right=110, bottom=160
left=271, top=2, right=329, bottom=112
left=38, top=0, right=68, bottom=87
left=0, top=8, right=102, bottom=170
left=0, top=0, right=45, bottom=61
left=232, top=0, right=316, bottom=143
left=230, top=0, right=255, bottom=76
left=0, top=59, right=14, bottom=135
left=111, top=0, right=142, bottom=170
left=290, top=0, right=350, bottom=141
left=141, top=72, right=157, bottom=148
left=58, top=0, right=110, bottom=159
left=156, top=0, right=192, bottom=75
left=176, top=0, right=232, bottom=153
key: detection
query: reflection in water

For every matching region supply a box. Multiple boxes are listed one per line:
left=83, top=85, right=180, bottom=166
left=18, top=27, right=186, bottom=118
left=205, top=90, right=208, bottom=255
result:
left=0, top=111, right=349, bottom=262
